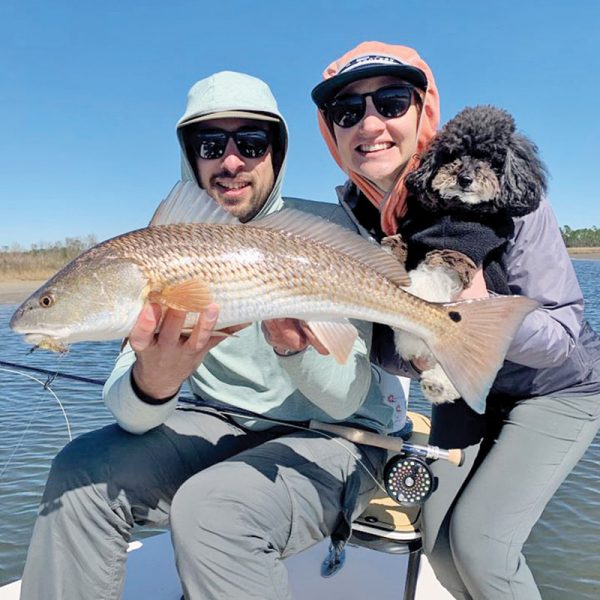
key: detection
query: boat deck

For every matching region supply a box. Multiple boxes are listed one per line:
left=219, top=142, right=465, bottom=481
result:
left=0, top=532, right=453, bottom=599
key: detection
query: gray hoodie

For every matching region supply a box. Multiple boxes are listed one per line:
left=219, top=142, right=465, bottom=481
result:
left=176, top=70, right=288, bottom=220
left=104, top=71, right=393, bottom=434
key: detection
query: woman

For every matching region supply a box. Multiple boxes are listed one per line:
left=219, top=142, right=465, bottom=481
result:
left=311, top=41, right=600, bottom=599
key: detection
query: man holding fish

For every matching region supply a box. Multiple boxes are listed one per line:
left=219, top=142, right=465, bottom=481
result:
left=18, top=71, right=399, bottom=600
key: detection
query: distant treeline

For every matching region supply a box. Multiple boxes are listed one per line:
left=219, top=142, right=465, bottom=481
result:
left=561, top=226, right=600, bottom=247
left=0, top=236, right=97, bottom=280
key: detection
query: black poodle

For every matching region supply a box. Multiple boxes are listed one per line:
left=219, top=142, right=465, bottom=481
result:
left=391, top=105, right=547, bottom=404
left=407, top=104, right=547, bottom=218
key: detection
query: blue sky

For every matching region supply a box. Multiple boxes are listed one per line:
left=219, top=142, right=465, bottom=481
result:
left=1, top=0, right=599, bottom=248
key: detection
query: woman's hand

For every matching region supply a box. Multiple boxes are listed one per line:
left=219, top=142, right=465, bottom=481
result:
left=261, top=319, right=329, bottom=356
left=130, top=303, right=225, bottom=401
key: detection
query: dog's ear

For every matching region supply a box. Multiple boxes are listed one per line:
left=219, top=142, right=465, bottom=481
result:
left=406, top=146, right=442, bottom=210
left=500, top=133, right=548, bottom=216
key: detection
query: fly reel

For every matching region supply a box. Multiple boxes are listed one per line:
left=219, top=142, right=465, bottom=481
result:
left=384, top=455, right=434, bottom=506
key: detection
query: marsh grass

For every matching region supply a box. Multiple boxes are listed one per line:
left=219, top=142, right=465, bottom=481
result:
left=0, top=237, right=97, bottom=281
left=568, top=247, right=600, bottom=255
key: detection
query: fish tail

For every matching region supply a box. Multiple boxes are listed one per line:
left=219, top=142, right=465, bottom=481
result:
left=427, top=295, right=538, bottom=413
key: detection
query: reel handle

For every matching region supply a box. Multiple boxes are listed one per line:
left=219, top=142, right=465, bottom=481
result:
left=401, top=442, right=464, bottom=467
left=309, top=420, right=464, bottom=467
left=447, top=449, right=464, bottom=467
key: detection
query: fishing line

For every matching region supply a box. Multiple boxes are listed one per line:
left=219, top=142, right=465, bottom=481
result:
left=0, top=366, right=73, bottom=481
left=1, top=360, right=386, bottom=492
left=0, top=361, right=425, bottom=499
left=0, top=359, right=104, bottom=386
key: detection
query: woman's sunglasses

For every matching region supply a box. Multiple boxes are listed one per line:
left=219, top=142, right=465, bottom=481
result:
left=325, top=85, right=415, bottom=128
left=190, top=128, right=272, bottom=160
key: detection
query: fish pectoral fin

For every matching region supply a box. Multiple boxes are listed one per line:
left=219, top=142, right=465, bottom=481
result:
left=306, top=319, right=358, bottom=365
left=149, top=280, right=213, bottom=312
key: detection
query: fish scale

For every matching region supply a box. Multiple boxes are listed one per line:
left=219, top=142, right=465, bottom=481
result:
left=110, top=223, right=397, bottom=317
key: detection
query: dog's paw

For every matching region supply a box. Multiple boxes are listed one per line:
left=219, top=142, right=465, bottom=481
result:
left=394, top=330, right=428, bottom=361
left=423, top=250, right=477, bottom=289
left=420, top=365, right=460, bottom=404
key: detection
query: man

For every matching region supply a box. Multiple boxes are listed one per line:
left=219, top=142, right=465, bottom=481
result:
left=20, top=71, right=392, bottom=600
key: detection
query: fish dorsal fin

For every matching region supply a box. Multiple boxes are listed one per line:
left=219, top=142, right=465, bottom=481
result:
left=149, top=181, right=240, bottom=227
left=306, top=319, right=358, bottom=365
left=250, top=208, right=410, bottom=287
left=150, top=186, right=409, bottom=286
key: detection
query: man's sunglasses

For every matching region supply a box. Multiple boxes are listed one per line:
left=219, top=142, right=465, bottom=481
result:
left=325, top=85, right=415, bottom=128
left=190, top=128, right=272, bottom=160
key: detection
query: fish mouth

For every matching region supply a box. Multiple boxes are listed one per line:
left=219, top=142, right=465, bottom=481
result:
left=12, top=322, right=73, bottom=349
left=11, top=321, right=67, bottom=337
left=22, top=333, right=69, bottom=353
left=22, top=332, right=48, bottom=344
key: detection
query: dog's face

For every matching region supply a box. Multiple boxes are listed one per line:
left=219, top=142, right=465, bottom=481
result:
left=431, top=156, right=500, bottom=206
left=406, top=105, right=547, bottom=219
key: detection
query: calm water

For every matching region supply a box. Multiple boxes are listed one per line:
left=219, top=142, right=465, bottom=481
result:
left=1, top=261, right=599, bottom=598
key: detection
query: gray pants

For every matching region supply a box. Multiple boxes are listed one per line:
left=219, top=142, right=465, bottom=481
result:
left=20, top=406, right=384, bottom=600
left=422, top=392, right=600, bottom=600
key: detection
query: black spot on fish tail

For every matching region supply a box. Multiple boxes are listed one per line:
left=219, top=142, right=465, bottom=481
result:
left=448, top=311, right=462, bottom=322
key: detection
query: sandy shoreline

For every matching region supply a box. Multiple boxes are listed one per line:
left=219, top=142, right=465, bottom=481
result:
left=567, top=248, right=600, bottom=260
left=0, top=280, right=46, bottom=305
left=1, top=248, right=599, bottom=305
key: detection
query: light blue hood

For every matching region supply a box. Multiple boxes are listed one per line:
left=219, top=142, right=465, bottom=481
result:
left=176, top=71, right=288, bottom=219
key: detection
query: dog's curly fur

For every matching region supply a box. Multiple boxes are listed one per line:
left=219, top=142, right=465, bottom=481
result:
left=407, top=105, right=547, bottom=218
left=394, top=105, right=547, bottom=405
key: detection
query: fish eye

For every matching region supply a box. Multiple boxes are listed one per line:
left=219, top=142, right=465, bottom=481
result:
left=39, top=293, right=55, bottom=308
